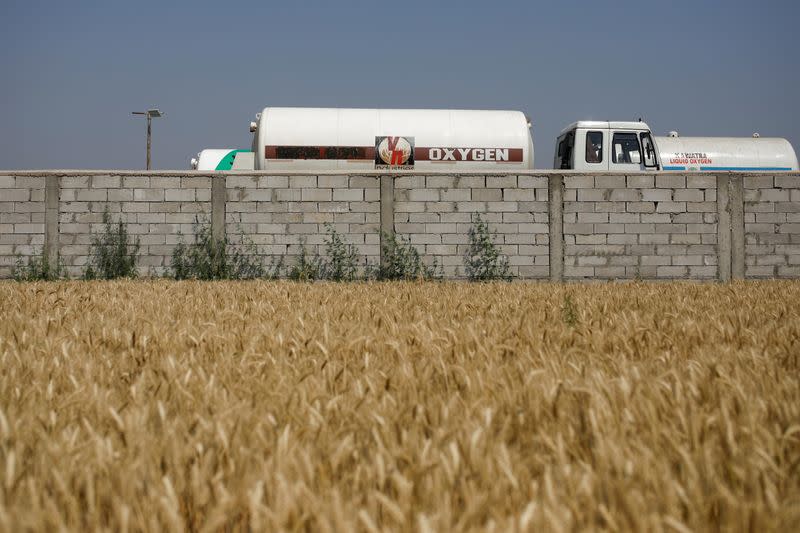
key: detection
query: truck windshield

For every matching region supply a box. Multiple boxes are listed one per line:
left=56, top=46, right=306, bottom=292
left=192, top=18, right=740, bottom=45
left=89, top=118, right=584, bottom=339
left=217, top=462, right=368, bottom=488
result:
left=612, top=133, right=641, bottom=164
left=556, top=131, right=575, bottom=169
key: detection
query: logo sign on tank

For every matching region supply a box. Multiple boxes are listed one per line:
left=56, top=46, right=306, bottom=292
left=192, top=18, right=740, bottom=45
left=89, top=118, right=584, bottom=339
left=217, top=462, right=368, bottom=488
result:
left=375, top=136, right=414, bottom=169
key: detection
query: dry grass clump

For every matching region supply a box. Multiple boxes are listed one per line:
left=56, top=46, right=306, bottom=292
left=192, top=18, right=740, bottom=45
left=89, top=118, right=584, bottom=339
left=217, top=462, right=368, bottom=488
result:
left=0, top=280, right=798, bottom=531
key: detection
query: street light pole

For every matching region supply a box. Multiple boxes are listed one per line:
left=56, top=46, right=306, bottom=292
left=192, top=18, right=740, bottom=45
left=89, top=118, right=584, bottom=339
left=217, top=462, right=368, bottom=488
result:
left=132, top=109, right=163, bottom=170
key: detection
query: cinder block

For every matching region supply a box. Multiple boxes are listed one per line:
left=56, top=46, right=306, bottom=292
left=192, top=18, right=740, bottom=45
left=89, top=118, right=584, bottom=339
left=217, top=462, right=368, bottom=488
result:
left=564, top=176, right=593, bottom=188
left=182, top=177, right=212, bottom=188
left=656, top=175, right=686, bottom=188
left=777, top=266, right=800, bottom=277
left=107, top=189, right=133, bottom=202
left=689, top=266, right=717, bottom=278
left=454, top=201, right=485, bottom=212
left=594, top=176, right=626, bottom=188
left=594, top=266, right=627, bottom=278
left=242, top=189, right=273, bottom=202
left=656, top=202, right=686, bottom=213
left=1, top=189, right=29, bottom=201
left=778, top=223, right=800, bottom=234
left=519, top=176, right=547, bottom=188
left=610, top=189, right=642, bottom=201
left=687, top=176, right=717, bottom=188
left=627, top=175, right=654, bottom=188
left=274, top=188, right=301, bottom=202
left=564, top=265, right=594, bottom=277
left=672, top=213, right=702, bottom=223
left=687, top=201, right=716, bottom=212
left=577, top=212, right=609, bottom=223
left=486, top=176, right=517, bottom=188
left=318, top=175, right=349, bottom=188
left=134, top=188, right=164, bottom=202
left=503, top=189, right=537, bottom=201
left=15, top=176, right=45, bottom=189
left=395, top=176, right=425, bottom=188
left=594, top=202, right=626, bottom=213
left=441, top=188, right=472, bottom=201
left=672, top=255, right=704, bottom=266
left=333, top=189, right=363, bottom=201
left=454, top=176, right=485, bottom=188
left=563, top=201, right=594, bottom=213
left=627, top=202, right=655, bottom=213
left=226, top=176, right=258, bottom=188
left=609, top=213, right=639, bottom=223
left=657, top=265, right=688, bottom=277
left=408, top=189, right=440, bottom=202
left=302, top=189, right=332, bottom=202
left=426, top=176, right=456, bottom=188
left=641, top=189, right=673, bottom=201
left=349, top=176, right=378, bottom=188
left=776, top=202, right=800, bottom=213
left=120, top=176, right=148, bottom=188
left=150, top=177, right=181, bottom=189
left=164, top=189, right=195, bottom=202
left=576, top=234, right=606, bottom=244
left=670, top=234, right=702, bottom=244
left=577, top=189, right=609, bottom=201
left=13, top=223, right=44, bottom=234
left=61, top=176, right=90, bottom=188
left=91, top=176, right=121, bottom=188
left=774, top=176, right=800, bottom=189
left=595, top=223, right=625, bottom=233
left=760, top=189, right=791, bottom=202
left=657, top=223, right=686, bottom=234
left=287, top=176, right=316, bottom=188
left=518, top=223, right=548, bottom=233
left=624, top=223, right=655, bottom=234
left=744, top=176, right=773, bottom=189
left=608, top=234, right=637, bottom=244
left=486, top=201, right=518, bottom=212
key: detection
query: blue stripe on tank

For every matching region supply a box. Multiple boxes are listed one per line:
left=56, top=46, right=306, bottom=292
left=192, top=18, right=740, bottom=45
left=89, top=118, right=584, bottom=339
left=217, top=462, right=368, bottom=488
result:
left=700, top=166, right=792, bottom=171
left=662, top=165, right=792, bottom=171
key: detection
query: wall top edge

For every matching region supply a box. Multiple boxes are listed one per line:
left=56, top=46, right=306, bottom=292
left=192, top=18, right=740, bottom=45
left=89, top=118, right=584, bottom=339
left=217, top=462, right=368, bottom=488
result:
left=1, top=170, right=798, bottom=177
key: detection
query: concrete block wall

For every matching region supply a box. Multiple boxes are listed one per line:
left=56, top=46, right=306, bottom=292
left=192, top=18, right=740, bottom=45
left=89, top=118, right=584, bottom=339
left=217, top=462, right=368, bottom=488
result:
left=57, top=175, right=212, bottom=277
left=563, top=174, right=719, bottom=279
left=224, top=175, right=380, bottom=271
left=1, top=171, right=799, bottom=280
left=0, top=175, right=45, bottom=278
left=744, top=175, right=800, bottom=278
left=393, top=175, right=550, bottom=278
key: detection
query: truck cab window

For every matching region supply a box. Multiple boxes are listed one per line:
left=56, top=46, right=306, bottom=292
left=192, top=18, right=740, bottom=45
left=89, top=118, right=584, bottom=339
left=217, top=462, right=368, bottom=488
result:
left=612, top=132, right=641, bottom=164
left=585, top=131, right=603, bottom=163
left=639, top=132, right=657, bottom=168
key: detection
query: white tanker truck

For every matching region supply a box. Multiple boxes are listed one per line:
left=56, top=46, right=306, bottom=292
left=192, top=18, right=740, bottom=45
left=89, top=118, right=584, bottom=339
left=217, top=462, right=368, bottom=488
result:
left=248, top=107, right=534, bottom=171
left=554, top=120, right=798, bottom=172
left=191, top=107, right=798, bottom=172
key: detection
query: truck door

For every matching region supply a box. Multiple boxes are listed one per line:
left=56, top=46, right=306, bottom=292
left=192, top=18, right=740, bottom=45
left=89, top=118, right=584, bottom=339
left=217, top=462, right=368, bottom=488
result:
left=610, top=131, right=644, bottom=171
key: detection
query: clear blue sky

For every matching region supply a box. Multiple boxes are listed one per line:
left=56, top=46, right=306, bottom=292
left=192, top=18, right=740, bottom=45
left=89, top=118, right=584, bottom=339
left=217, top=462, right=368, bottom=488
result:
left=1, top=0, right=798, bottom=170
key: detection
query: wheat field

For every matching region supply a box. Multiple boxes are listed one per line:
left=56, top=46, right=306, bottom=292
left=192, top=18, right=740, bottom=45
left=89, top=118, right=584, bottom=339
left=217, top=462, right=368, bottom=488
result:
left=0, top=281, right=798, bottom=532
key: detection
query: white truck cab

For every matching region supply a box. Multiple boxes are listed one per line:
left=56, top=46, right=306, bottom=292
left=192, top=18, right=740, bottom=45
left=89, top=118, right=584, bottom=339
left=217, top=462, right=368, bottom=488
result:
left=554, top=121, right=659, bottom=171
left=555, top=120, right=798, bottom=171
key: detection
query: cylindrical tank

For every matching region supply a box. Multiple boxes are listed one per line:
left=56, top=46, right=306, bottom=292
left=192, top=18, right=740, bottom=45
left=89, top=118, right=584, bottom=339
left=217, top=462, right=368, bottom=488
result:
left=251, top=107, right=534, bottom=171
left=191, top=149, right=252, bottom=170
left=656, top=136, right=798, bottom=171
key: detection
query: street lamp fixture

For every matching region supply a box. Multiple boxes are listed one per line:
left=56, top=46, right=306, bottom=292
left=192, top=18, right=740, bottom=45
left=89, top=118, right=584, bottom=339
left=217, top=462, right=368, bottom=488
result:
left=132, top=108, right=164, bottom=169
